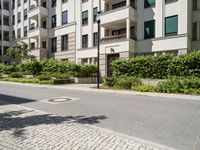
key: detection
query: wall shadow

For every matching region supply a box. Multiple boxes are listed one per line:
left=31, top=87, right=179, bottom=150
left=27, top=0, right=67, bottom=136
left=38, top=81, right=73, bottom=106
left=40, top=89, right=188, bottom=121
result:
left=0, top=94, right=36, bottom=105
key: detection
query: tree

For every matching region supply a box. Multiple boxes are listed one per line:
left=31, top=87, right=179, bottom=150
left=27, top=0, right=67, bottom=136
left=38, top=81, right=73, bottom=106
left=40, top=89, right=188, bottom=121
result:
left=6, top=38, right=36, bottom=61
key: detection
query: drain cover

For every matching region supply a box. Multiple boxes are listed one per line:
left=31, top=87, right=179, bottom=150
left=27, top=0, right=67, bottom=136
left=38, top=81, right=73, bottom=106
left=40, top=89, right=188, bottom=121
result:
left=41, top=96, right=79, bottom=104
left=48, top=97, right=72, bottom=103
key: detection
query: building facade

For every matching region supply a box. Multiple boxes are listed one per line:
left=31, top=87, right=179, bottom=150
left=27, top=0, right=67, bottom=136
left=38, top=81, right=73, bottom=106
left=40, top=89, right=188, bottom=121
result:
left=0, top=0, right=200, bottom=76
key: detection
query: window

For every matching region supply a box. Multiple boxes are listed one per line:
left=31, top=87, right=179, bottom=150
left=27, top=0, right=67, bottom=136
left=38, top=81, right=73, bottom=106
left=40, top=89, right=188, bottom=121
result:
left=12, top=0, right=15, bottom=9
left=93, top=7, right=98, bottom=22
left=144, top=0, right=155, bottom=8
left=193, top=0, right=198, bottom=10
left=24, top=26, right=27, bottom=37
left=51, top=15, right=56, bottom=28
left=82, top=0, right=88, bottom=3
left=51, top=38, right=57, bottom=52
left=165, top=15, right=178, bottom=36
left=192, top=22, right=197, bottom=41
left=82, top=35, right=88, bottom=48
left=62, top=0, right=68, bottom=3
left=82, top=11, right=88, bottom=25
left=24, top=9, right=27, bottom=20
left=165, top=0, right=178, bottom=4
left=62, top=11, right=68, bottom=25
left=144, top=20, right=155, bottom=39
left=93, top=33, right=98, bottom=47
left=18, top=0, right=21, bottom=6
left=18, top=12, right=21, bottom=23
left=61, top=35, right=68, bottom=51
left=52, top=0, right=56, bottom=7
left=112, top=1, right=126, bottom=9
left=12, top=15, right=15, bottom=25
left=17, top=28, right=21, bottom=38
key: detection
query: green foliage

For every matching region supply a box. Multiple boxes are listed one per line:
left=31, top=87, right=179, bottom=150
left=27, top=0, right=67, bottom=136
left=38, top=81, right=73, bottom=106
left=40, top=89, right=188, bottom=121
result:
left=157, top=76, right=200, bottom=94
left=19, top=61, right=42, bottom=75
left=1, top=64, right=17, bottom=74
left=10, top=72, right=23, bottom=78
left=103, top=76, right=142, bottom=89
left=103, top=77, right=116, bottom=87
left=112, top=51, right=200, bottom=79
left=133, top=84, right=157, bottom=92
left=6, top=38, right=35, bottom=61
left=168, top=51, right=200, bottom=77
left=0, top=78, right=53, bottom=84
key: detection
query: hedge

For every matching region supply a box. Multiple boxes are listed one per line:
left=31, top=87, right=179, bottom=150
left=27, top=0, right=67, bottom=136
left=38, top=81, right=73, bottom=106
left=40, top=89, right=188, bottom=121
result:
left=0, top=59, right=97, bottom=78
left=112, top=51, right=200, bottom=79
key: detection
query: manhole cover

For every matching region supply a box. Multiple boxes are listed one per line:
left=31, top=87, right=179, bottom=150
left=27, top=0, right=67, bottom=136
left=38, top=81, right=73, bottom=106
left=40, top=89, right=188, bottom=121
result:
left=48, top=97, right=72, bottom=103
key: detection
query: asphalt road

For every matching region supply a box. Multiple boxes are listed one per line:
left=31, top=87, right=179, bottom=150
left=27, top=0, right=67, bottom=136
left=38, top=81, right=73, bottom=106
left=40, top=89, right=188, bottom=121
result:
left=0, top=82, right=200, bottom=150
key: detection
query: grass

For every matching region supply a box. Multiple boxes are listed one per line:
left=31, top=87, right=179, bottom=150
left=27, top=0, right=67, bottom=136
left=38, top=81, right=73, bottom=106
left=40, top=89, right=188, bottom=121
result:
left=0, top=78, right=53, bottom=84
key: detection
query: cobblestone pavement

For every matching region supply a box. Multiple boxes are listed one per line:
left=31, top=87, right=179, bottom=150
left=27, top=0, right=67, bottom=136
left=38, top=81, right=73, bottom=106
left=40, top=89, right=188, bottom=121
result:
left=0, top=104, right=175, bottom=150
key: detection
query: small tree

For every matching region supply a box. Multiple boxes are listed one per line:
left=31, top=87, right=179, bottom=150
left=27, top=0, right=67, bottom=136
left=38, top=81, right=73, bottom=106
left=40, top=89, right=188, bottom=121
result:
left=6, top=38, right=36, bottom=62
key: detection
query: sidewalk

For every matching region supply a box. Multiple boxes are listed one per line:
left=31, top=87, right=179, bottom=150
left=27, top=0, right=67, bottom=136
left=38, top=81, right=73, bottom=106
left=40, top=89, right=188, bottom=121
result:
left=0, top=81, right=200, bottom=101
left=0, top=104, right=176, bottom=150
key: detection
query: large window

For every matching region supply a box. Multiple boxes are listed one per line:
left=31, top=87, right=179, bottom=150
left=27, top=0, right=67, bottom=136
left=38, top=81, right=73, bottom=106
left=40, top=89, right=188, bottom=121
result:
left=51, top=15, right=56, bottom=28
left=82, top=35, right=88, bottom=48
left=62, top=11, right=68, bottom=25
left=144, top=20, right=155, bottom=39
left=144, top=0, right=155, bottom=8
left=82, top=11, right=88, bottom=25
left=51, top=38, right=57, bottom=52
left=93, top=32, right=98, bottom=47
left=193, top=22, right=197, bottom=41
left=62, top=35, right=68, bottom=51
left=52, top=0, right=56, bottom=7
left=165, top=15, right=178, bottom=36
left=93, top=7, right=97, bottom=22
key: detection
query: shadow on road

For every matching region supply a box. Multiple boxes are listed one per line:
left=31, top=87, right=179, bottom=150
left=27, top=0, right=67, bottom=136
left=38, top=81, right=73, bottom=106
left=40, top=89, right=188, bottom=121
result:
left=0, top=108, right=107, bottom=138
left=0, top=94, right=36, bottom=105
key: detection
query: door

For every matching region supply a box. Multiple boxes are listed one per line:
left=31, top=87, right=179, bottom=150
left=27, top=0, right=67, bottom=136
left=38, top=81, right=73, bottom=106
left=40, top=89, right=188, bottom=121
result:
left=107, top=54, right=119, bottom=77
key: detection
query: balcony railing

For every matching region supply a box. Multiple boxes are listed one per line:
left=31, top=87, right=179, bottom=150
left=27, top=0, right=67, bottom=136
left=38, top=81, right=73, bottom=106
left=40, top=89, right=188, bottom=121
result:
left=101, top=34, right=126, bottom=42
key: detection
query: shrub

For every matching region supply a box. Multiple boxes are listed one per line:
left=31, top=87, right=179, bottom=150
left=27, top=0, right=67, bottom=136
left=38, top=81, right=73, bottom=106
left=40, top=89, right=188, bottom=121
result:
left=113, top=76, right=142, bottom=89
left=112, top=51, right=200, bottom=79
left=168, top=51, right=200, bottom=77
left=133, top=84, right=157, bottom=92
left=77, top=65, right=97, bottom=78
left=10, top=72, right=23, bottom=78
left=157, top=76, right=200, bottom=94
left=37, top=74, right=52, bottom=80
left=2, top=64, right=17, bottom=75
left=19, top=61, right=42, bottom=75
left=103, top=77, right=116, bottom=87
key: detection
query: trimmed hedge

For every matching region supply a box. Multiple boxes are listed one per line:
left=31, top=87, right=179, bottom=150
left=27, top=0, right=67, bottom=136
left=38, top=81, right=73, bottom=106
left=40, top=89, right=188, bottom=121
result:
left=0, top=59, right=97, bottom=78
left=112, top=51, right=200, bottom=79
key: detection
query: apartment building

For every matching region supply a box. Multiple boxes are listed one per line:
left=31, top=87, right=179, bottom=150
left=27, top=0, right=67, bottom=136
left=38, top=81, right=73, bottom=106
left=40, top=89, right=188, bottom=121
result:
left=0, top=0, right=200, bottom=77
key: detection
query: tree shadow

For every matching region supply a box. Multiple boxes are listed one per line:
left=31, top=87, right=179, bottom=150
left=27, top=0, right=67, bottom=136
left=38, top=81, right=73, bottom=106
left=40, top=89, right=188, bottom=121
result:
left=0, top=109, right=107, bottom=138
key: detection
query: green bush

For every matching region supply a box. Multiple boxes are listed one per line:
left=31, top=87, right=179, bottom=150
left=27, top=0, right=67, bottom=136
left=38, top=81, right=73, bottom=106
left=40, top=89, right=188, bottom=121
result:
left=19, top=61, right=42, bottom=75
left=112, top=51, right=200, bottom=79
left=157, top=76, right=200, bottom=94
left=133, top=84, right=157, bottom=92
left=10, top=72, right=23, bottom=78
left=168, top=51, right=200, bottom=77
left=103, top=77, right=116, bottom=87
left=2, top=64, right=17, bottom=75
left=113, top=76, right=142, bottom=89
left=37, top=74, right=52, bottom=80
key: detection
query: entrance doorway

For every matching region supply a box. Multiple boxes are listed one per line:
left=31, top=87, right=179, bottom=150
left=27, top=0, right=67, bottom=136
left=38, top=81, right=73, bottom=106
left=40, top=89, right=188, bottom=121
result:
left=107, top=53, right=119, bottom=76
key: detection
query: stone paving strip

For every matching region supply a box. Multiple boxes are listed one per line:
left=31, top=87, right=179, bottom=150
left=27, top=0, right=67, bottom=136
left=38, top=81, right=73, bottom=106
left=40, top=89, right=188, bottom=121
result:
left=0, top=104, right=176, bottom=150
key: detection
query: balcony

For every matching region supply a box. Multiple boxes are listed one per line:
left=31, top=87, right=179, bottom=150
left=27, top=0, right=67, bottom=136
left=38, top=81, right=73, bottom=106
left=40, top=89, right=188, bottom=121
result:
left=100, top=6, right=135, bottom=27
left=28, top=27, right=48, bottom=38
left=101, top=34, right=126, bottom=42
left=28, top=5, right=48, bottom=18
